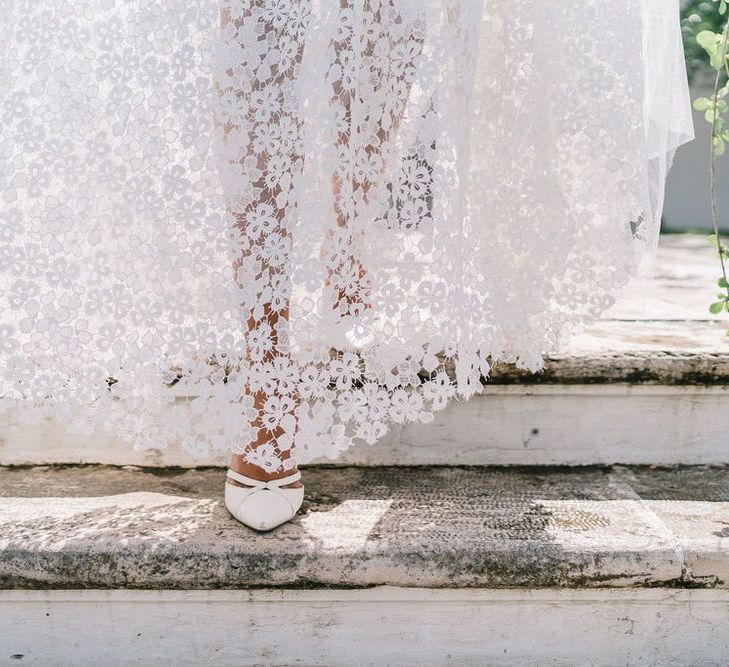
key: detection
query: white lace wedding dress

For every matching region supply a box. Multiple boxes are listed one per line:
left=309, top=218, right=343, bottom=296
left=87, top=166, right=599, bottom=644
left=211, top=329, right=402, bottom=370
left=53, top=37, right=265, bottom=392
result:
left=0, top=0, right=693, bottom=471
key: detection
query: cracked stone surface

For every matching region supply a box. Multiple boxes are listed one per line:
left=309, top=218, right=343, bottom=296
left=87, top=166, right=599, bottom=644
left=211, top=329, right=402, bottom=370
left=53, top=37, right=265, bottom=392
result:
left=0, top=465, right=727, bottom=590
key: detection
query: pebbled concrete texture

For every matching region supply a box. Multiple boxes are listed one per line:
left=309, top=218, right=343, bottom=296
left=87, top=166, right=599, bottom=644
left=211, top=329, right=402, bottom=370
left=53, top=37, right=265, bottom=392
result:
left=0, top=465, right=727, bottom=590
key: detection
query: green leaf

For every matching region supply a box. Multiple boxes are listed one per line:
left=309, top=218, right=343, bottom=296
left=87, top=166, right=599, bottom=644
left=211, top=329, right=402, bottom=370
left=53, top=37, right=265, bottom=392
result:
left=697, top=30, right=724, bottom=69
left=710, top=301, right=725, bottom=314
left=719, top=276, right=729, bottom=289
left=698, top=27, right=729, bottom=69
left=694, top=97, right=713, bottom=111
left=714, top=136, right=727, bottom=156
left=697, top=30, right=721, bottom=52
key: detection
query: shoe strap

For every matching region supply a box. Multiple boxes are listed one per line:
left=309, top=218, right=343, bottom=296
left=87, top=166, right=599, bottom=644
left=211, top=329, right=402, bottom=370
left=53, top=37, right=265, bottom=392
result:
left=226, top=468, right=301, bottom=489
left=226, top=468, right=302, bottom=519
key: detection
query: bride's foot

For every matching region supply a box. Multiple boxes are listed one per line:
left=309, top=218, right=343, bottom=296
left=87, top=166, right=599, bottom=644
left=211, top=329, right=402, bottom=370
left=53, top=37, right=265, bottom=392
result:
left=224, top=455, right=304, bottom=532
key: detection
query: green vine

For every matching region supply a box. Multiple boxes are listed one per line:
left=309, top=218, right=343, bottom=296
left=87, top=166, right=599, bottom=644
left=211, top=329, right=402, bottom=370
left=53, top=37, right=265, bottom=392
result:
left=685, top=0, right=729, bottom=323
left=683, top=1, right=728, bottom=80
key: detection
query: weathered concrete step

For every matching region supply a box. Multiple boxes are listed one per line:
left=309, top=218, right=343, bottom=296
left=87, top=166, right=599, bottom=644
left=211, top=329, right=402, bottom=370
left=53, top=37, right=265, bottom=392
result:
left=4, top=381, right=727, bottom=467
left=2, top=319, right=728, bottom=467
left=491, top=320, right=729, bottom=384
left=1, top=465, right=727, bottom=590
left=3, top=588, right=729, bottom=666
left=2, top=233, right=728, bottom=468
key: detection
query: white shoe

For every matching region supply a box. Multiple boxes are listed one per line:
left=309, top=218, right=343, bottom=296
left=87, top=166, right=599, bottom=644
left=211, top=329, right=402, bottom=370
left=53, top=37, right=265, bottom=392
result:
left=224, top=469, right=304, bottom=532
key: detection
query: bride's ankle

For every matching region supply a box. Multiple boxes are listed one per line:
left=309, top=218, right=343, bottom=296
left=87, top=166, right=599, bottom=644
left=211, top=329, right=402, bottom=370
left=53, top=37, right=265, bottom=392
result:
left=228, top=453, right=302, bottom=489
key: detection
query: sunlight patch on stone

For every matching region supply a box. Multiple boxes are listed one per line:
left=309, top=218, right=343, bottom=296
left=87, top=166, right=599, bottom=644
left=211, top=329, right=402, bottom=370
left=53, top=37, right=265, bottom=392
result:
left=535, top=499, right=677, bottom=551
left=0, top=493, right=216, bottom=548
left=300, top=499, right=394, bottom=549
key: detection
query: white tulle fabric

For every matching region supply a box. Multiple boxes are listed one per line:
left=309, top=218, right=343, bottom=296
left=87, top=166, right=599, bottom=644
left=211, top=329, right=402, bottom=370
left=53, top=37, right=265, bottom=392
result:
left=0, top=0, right=693, bottom=470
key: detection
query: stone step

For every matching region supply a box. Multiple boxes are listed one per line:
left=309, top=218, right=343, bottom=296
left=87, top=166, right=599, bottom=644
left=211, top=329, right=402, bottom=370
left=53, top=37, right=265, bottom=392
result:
left=2, top=464, right=728, bottom=665
left=5, top=586, right=729, bottom=667
left=3, top=320, right=727, bottom=467
left=2, top=464, right=727, bottom=590
left=3, top=588, right=729, bottom=665
left=1, top=234, right=728, bottom=468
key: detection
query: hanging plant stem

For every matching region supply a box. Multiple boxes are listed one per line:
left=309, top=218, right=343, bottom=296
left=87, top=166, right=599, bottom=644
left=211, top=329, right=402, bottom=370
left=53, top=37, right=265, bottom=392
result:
left=709, top=18, right=729, bottom=299
left=692, top=0, right=729, bottom=319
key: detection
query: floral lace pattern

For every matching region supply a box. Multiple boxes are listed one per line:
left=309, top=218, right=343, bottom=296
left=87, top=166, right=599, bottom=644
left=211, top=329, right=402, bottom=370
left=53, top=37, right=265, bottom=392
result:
left=0, top=0, right=693, bottom=469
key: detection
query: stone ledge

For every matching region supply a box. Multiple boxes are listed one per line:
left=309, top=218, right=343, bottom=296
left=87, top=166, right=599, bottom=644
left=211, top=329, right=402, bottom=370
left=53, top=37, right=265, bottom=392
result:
left=491, top=232, right=729, bottom=384
left=3, top=589, right=729, bottom=665
left=4, top=384, right=728, bottom=468
left=1, top=465, right=727, bottom=590
left=488, top=321, right=729, bottom=384
left=2, top=233, right=729, bottom=470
